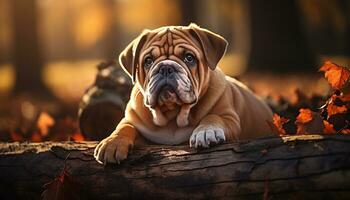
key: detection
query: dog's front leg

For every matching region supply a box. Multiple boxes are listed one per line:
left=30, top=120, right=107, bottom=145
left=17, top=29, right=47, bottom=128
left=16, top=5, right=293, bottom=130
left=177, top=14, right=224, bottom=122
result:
left=94, top=118, right=137, bottom=164
left=190, top=113, right=241, bottom=148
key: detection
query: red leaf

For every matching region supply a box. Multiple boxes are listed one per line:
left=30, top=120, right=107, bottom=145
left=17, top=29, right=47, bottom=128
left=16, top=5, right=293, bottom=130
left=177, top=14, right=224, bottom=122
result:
left=319, top=61, right=350, bottom=90
left=263, top=179, right=269, bottom=200
left=341, top=129, right=350, bottom=134
left=11, top=132, right=24, bottom=142
left=41, top=163, right=80, bottom=200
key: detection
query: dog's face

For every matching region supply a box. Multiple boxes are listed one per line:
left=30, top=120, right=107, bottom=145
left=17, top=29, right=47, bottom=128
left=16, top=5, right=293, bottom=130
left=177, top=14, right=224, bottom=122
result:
left=119, top=24, right=227, bottom=126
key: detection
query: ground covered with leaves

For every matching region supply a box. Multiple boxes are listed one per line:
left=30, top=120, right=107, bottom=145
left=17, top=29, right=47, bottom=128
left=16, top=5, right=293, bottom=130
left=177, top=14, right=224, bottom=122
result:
left=268, top=61, right=350, bottom=135
left=0, top=61, right=349, bottom=142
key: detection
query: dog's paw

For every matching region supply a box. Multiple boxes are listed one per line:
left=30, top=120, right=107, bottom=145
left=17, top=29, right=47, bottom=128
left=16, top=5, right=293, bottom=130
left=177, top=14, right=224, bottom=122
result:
left=94, top=133, right=134, bottom=165
left=189, top=125, right=226, bottom=148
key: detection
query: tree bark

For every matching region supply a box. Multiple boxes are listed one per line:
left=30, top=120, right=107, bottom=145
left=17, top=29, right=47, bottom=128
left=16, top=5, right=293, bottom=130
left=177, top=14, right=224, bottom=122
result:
left=0, top=135, right=350, bottom=199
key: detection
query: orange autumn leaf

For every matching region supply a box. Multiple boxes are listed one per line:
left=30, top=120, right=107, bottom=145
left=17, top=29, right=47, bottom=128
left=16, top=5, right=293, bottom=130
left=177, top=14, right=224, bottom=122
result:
left=323, top=120, right=336, bottom=134
left=267, top=113, right=289, bottom=135
left=327, top=103, right=347, bottom=117
left=295, top=108, right=324, bottom=135
left=30, top=132, right=42, bottom=142
left=319, top=61, right=350, bottom=90
left=37, top=112, right=55, bottom=136
left=339, top=92, right=350, bottom=102
left=341, top=129, right=350, bottom=134
left=296, top=108, right=313, bottom=124
left=71, top=132, right=85, bottom=141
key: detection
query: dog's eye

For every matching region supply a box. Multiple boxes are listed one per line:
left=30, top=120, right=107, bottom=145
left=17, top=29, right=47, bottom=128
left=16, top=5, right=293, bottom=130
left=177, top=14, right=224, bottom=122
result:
left=144, top=56, right=154, bottom=68
left=184, top=53, right=196, bottom=65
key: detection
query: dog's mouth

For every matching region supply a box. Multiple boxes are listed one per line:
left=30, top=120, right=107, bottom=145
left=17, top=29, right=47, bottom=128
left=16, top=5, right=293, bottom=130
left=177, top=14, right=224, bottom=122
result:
left=157, top=85, right=182, bottom=108
left=146, top=83, right=182, bottom=109
left=145, top=60, right=197, bottom=110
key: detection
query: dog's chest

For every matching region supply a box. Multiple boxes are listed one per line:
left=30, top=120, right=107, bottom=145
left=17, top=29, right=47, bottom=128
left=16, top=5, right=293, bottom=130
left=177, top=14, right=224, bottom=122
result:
left=134, top=121, right=195, bottom=145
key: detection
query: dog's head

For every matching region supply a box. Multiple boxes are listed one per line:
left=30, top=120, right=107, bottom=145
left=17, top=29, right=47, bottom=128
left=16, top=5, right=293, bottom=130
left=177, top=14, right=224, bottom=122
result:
left=119, top=24, right=227, bottom=126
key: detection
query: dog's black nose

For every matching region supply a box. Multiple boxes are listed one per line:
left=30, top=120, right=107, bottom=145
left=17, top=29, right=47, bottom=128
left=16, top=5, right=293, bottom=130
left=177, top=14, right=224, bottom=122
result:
left=159, top=65, right=175, bottom=77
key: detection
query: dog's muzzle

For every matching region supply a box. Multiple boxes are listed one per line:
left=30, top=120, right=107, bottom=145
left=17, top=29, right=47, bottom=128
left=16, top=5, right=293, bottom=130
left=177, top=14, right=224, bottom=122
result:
left=145, top=60, right=196, bottom=108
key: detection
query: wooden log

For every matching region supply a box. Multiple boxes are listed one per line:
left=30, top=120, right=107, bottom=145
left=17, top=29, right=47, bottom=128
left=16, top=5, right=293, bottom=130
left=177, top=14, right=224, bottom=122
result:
left=0, top=135, right=350, bottom=199
left=78, top=61, right=132, bottom=140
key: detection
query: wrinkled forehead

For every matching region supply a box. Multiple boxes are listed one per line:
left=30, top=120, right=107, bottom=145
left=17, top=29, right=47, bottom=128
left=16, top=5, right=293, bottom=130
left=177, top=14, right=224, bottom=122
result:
left=141, top=27, right=201, bottom=57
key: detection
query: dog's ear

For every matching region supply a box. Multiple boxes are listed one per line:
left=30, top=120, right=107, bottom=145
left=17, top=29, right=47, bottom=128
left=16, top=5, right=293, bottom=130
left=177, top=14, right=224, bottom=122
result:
left=188, top=23, right=228, bottom=70
left=119, top=30, right=149, bottom=83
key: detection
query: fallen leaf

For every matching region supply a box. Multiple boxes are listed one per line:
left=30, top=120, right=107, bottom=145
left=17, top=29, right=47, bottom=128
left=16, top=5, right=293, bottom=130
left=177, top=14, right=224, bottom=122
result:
left=339, top=92, right=350, bottom=102
left=37, top=112, right=55, bottom=136
left=323, top=120, right=336, bottom=134
left=263, top=179, right=269, bottom=200
left=295, top=109, right=324, bottom=135
left=295, top=108, right=313, bottom=124
left=30, top=132, right=42, bottom=142
left=327, top=103, right=347, bottom=117
left=261, top=149, right=268, bottom=156
left=71, top=132, right=85, bottom=141
left=341, top=129, right=350, bottom=134
left=41, top=156, right=81, bottom=200
left=49, top=117, right=78, bottom=141
left=319, top=61, right=350, bottom=90
left=10, top=132, right=24, bottom=142
left=267, top=114, right=289, bottom=135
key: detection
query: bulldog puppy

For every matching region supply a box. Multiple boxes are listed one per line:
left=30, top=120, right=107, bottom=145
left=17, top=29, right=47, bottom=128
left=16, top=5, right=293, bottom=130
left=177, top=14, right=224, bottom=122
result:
left=94, top=24, right=273, bottom=164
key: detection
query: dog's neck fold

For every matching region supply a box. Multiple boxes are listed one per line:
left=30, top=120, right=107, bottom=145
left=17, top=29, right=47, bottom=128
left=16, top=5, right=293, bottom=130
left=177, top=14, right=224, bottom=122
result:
left=151, top=104, right=192, bottom=127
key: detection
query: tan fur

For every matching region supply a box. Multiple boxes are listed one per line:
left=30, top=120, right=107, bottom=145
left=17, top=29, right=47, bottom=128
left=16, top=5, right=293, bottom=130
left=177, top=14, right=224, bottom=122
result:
left=94, top=24, right=273, bottom=164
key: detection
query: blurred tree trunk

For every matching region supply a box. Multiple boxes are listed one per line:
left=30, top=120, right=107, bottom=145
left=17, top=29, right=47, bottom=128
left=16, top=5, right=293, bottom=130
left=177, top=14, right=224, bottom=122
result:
left=247, top=0, right=316, bottom=72
left=179, top=0, right=198, bottom=25
left=104, top=0, right=121, bottom=60
left=340, top=0, right=350, bottom=56
left=10, top=0, right=52, bottom=96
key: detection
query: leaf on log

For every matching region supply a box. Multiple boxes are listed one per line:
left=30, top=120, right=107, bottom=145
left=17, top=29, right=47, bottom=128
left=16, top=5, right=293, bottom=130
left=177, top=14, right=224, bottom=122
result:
left=41, top=159, right=81, bottom=200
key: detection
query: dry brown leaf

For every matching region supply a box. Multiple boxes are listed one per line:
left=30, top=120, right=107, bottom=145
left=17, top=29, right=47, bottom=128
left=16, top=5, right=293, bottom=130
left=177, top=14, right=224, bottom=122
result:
left=267, top=114, right=289, bottom=135
left=319, top=61, right=350, bottom=90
